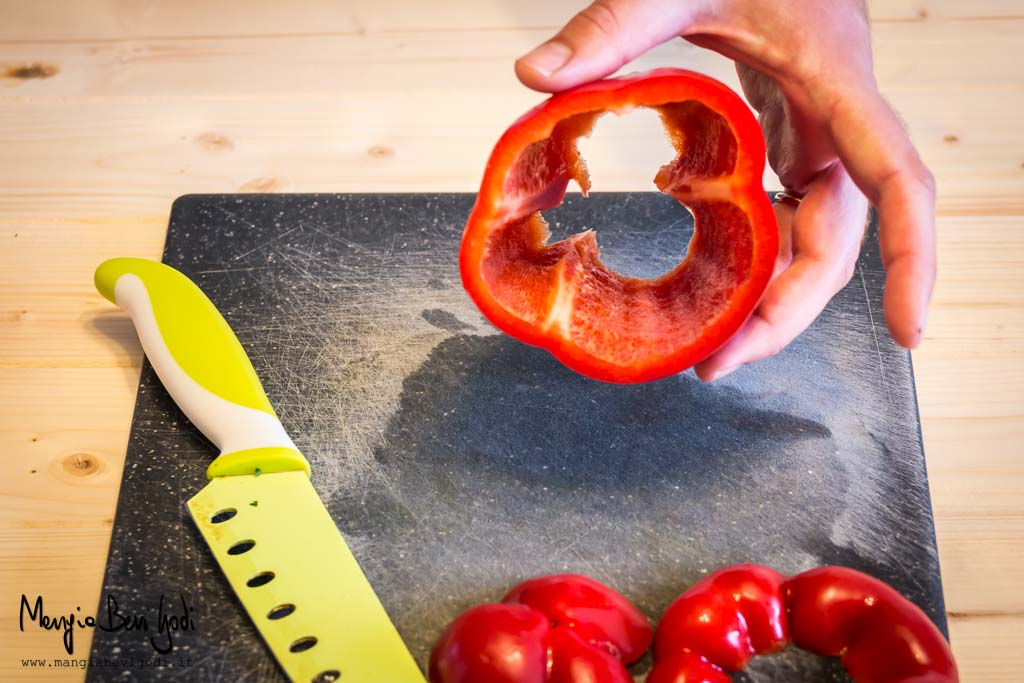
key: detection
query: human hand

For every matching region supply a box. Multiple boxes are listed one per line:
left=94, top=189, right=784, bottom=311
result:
left=515, top=0, right=935, bottom=380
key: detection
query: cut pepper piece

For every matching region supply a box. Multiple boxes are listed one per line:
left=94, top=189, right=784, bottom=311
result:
left=460, top=69, right=778, bottom=383
left=651, top=564, right=959, bottom=682
left=428, top=574, right=652, bottom=683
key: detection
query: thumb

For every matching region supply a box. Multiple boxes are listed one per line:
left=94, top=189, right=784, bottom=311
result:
left=515, top=0, right=701, bottom=92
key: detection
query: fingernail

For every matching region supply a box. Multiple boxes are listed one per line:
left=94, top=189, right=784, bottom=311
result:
left=518, top=41, right=573, bottom=77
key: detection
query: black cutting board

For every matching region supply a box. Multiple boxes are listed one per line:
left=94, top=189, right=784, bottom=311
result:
left=88, top=193, right=945, bottom=682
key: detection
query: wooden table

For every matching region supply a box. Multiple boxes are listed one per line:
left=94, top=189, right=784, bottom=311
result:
left=1, top=1, right=1020, bottom=680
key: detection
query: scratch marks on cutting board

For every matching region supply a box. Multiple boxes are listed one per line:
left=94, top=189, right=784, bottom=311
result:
left=229, top=224, right=301, bottom=263
left=858, top=264, right=894, bottom=406
left=211, top=198, right=499, bottom=499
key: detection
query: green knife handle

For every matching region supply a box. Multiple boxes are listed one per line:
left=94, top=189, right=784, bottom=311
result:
left=95, top=258, right=309, bottom=478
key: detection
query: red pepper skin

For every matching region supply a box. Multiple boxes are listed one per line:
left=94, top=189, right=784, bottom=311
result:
left=645, top=650, right=730, bottom=683
left=546, top=628, right=634, bottom=683
left=428, top=604, right=549, bottom=683
left=460, top=69, right=778, bottom=383
left=786, top=567, right=959, bottom=683
left=429, top=574, right=652, bottom=683
left=503, top=573, right=653, bottom=663
left=650, top=564, right=959, bottom=683
left=653, top=564, right=788, bottom=671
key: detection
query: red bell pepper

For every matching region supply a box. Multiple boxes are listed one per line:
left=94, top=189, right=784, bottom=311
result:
left=460, top=69, right=778, bottom=383
left=649, top=564, right=959, bottom=683
left=428, top=574, right=652, bottom=683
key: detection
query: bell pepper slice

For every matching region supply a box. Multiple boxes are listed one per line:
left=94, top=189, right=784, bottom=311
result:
left=428, top=574, right=652, bottom=683
left=652, top=564, right=788, bottom=672
left=650, top=563, right=959, bottom=682
left=432, top=566, right=957, bottom=682
left=460, top=69, right=778, bottom=383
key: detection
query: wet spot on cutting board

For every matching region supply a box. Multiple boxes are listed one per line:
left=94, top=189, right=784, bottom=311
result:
left=3, top=63, right=58, bottom=80
left=421, top=309, right=472, bottom=332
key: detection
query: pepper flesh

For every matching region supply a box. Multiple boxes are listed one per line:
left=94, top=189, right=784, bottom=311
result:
left=650, top=563, right=959, bottom=683
left=460, top=69, right=778, bottom=383
left=428, top=574, right=652, bottom=683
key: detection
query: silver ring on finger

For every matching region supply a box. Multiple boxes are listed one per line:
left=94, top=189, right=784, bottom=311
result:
left=774, top=190, right=804, bottom=208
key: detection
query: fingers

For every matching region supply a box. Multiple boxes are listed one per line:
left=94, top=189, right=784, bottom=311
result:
left=695, top=164, right=868, bottom=381
left=877, top=173, right=936, bottom=347
left=515, top=0, right=699, bottom=92
left=825, top=91, right=937, bottom=348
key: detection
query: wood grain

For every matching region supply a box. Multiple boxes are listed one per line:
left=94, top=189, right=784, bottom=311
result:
left=1, top=1, right=1021, bottom=681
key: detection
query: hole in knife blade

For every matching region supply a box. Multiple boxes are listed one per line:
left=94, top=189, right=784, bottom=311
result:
left=267, top=603, right=296, bottom=620
left=246, top=572, right=275, bottom=588
left=290, top=636, right=318, bottom=653
left=227, top=539, right=256, bottom=555
left=210, top=508, right=237, bottom=524
left=313, top=670, right=341, bottom=682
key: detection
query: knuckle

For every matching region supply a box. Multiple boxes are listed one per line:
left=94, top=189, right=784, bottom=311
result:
left=837, top=256, right=858, bottom=288
left=835, top=252, right=860, bottom=290
left=755, top=309, right=787, bottom=359
left=765, top=336, right=787, bottom=359
left=910, top=162, right=937, bottom=198
left=886, top=157, right=936, bottom=202
left=775, top=250, right=794, bottom=274
left=577, top=0, right=624, bottom=39
left=819, top=251, right=858, bottom=293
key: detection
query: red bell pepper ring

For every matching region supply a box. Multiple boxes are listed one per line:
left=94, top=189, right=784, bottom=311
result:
left=460, top=69, right=778, bottom=383
left=649, top=564, right=959, bottom=683
left=428, top=574, right=652, bottom=683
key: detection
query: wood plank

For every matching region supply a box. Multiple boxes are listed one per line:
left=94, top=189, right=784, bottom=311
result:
left=916, top=358, right=1024, bottom=419
left=0, top=212, right=161, bottom=372
left=0, top=0, right=1019, bottom=43
left=1, top=22, right=1019, bottom=216
left=946, top=613, right=1024, bottom=683
left=3, top=20, right=1019, bottom=100
left=0, top=93, right=1021, bottom=214
left=936, top=514, right=1024, bottom=612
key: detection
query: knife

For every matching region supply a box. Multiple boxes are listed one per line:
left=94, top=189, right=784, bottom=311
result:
left=95, top=257, right=426, bottom=683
